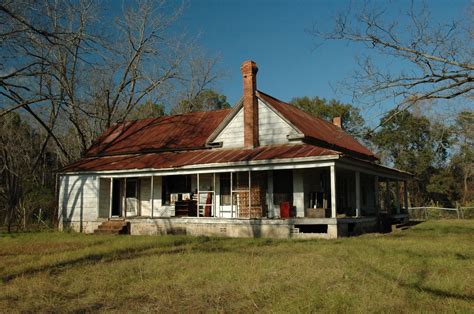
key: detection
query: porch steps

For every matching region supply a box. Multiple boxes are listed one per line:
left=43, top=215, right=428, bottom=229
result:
left=93, top=220, right=130, bottom=235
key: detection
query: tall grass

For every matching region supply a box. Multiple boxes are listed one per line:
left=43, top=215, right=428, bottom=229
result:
left=0, top=220, right=473, bottom=312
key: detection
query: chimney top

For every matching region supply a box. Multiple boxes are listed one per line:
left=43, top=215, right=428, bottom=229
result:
left=241, top=60, right=259, bottom=148
left=332, top=116, right=342, bottom=128
left=241, top=60, right=258, bottom=76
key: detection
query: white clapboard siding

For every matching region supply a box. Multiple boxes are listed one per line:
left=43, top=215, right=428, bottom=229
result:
left=140, top=177, right=151, bottom=216
left=59, top=175, right=98, bottom=221
left=98, top=178, right=110, bottom=218
left=214, top=100, right=298, bottom=148
left=214, top=107, right=244, bottom=148
left=151, top=176, right=170, bottom=217
left=258, top=99, right=297, bottom=145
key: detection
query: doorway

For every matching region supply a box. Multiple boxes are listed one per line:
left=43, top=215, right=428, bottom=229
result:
left=111, top=179, right=122, bottom=217
left=125, top=179, right=138, bottom=216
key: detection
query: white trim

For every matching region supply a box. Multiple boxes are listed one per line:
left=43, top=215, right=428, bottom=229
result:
left=336, top=159, right=410, bottom=180
left=109, top=178, right=113, bottom=219
left=206, top=98, right=243, bottom=143
left=256, top=93, right=302, bottom=135
left=330, top=165, right=336, bottom=218
left=61, top=155, right=339, bottom=177
left=355, top=171, right=361, bottom=217
left=267, top=170, right=274, bottom=218
left=150, top=175, right=154, bottom=218
left=96, top=177, right=101, bottom=219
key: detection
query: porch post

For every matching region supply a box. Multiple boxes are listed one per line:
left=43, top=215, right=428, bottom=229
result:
left=197, top=173, right=200, bottom=217
left=267, top=171, right=274, bottom=218
left=109, top=178, right=113, bottom=219
left=385, top=179, right=390, bottom=214
left=124, top=178, right=127, bottom=218
left=248, top=170, right=251, bottom=218
left=395, top=180, right=401, bottom=214
left=330, top=164, right=337, bottom=218
left=403, top=180, right=409, bottom=212
left=374, top=175, right=379, bottom=214
left=150, top=175, right=154, bottom=218
left=355, top=171, right=361, bottom=217
left=293, top=169, right=305, bottom=218
left=230, top=172, right=234, bottom=218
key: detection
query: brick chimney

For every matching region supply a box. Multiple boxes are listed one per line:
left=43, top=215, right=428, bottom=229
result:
left=241, top=60, right=259, bottom=148
left=332, top=116, right=342, bottom=128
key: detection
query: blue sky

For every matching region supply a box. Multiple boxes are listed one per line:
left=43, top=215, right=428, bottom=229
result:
left=170, top=0, right=471, bottom=124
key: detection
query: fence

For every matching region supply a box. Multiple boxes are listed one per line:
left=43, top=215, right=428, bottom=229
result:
left=408, top=207, right=474, bottom=220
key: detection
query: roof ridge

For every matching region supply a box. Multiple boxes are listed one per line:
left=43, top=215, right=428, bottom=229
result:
left=256, top=90, right=376, bottom=159
left=256, top=90, right=348, bottom=131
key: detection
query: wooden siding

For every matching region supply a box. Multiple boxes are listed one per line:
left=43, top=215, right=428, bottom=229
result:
left=214, top=107, right=245, bottom=148
left=258, top=99, right=297, bottom=145
left=98, top=178, right=110, bottom=218
left=140, top=177, right=152, bottom=216
left=151, top=176, right=169, bottom=217
left=213, top=100, right=297, bottom=148
left=59, top=175, right=99, bottom=222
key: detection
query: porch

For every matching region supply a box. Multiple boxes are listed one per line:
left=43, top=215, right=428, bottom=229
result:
left=91, top=159, right=410, bottom=238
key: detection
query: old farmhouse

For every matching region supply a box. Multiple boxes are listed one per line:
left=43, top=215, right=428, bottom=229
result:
left=58, top=61, right=411, bottom=239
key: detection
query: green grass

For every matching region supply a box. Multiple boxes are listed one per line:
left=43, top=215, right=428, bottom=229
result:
left=0, top=220, right=473, bottom=313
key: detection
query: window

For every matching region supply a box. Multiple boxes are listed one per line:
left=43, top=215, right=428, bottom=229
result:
left=162, top=175, right=192, bottom=205
left=232, top=171, right=249, bottom=190
left=220, top=173, right=231, bottom=206
left=199, top=173, right=214, bottom=191
left=126, top=180, right=137, bottom=198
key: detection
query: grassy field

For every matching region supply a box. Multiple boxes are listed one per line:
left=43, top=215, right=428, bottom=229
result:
left=0, top=220, right=473, bottom=313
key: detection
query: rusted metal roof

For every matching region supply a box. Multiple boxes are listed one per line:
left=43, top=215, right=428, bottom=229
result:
left=85, top=109, right=231, bottom=156
left=62, top=90, right=381, bottom=173
left=256, top=91, right=377, bottom=159
left=61, top=144, right=339, bottom=172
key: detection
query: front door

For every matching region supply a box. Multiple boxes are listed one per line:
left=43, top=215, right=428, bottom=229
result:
left=111, top=179, right=121, bottom=217
left=125, top=179, right=138, bottom=216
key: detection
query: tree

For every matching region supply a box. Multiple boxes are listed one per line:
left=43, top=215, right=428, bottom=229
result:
left=128, top=101, right=166, bottom=120
left=172, top=89, right=230, bottom=114
left=0, top=112, right=58, bottom=232
left=311, top=1, right=473, bottom=129
left=371, top=109, right=454, bottom=206
left=0, top=0, right=222, bottom=162
left=451, top=111, right=474, bottom=205
left=290, top=96, right=368, bottom=138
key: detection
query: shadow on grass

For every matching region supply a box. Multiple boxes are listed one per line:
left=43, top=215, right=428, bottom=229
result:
left=361, top=260, right=474, bottom=302
left=1, top=236, right=280, bottom=283
left=1, top=239, right=190, bottom=283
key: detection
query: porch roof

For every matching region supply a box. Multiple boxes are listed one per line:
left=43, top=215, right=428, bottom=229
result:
left=60, top=144, right=340, bottom=173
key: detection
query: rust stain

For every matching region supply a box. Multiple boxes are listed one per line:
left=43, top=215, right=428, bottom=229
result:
left=62, top=145, right=339, bottom=172
left=256, top=91, right=376, bottom=159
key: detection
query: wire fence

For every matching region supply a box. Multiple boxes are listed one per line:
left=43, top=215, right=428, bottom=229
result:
left=408, top=207, right=474, bottom=220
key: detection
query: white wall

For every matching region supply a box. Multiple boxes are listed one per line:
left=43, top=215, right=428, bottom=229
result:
left=140, top=177, right=151, bottom=216
left=214, top=100, right=298, bottom=148
left=293, top=169, right=305, bottom=217
left=59, top=175, right=99, bottom=223
left=98, top=178, right=110, bottom=218
left=214, top=107, right=245, bottom=148
left=258, top=99, right=297, bottom=145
